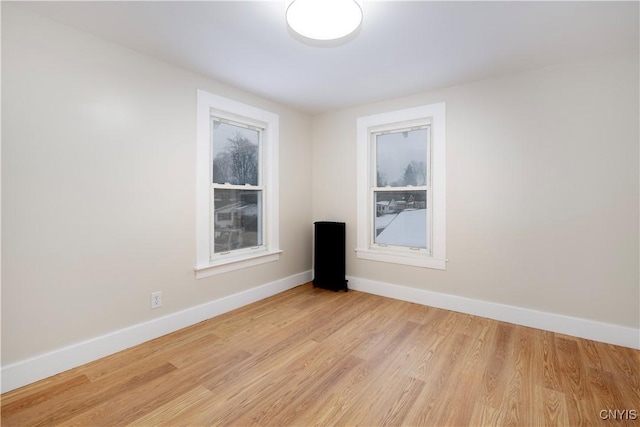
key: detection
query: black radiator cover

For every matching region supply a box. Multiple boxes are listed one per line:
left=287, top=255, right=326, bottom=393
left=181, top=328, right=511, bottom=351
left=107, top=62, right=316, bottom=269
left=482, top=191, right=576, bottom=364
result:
left=313, top=221, right=348, bottom=292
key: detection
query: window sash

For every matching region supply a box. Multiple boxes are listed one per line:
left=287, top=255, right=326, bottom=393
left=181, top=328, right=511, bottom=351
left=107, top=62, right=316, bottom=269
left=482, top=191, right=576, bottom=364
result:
left=210, top=187, right=266, bottom=258
left=211, top=116, right=263, bottom=186
left=369, top=124, right=432, bottom=254
left=370, top=188, right=432, bottom=254
left=209, top=116, right=266, bottom=261
left=373, top=124, right=430, bottom=188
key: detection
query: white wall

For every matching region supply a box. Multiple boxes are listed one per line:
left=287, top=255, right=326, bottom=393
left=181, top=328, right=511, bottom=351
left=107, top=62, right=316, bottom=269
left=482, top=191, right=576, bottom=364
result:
left=1, top=4, right=312, bottom=366
left=312, top=51, right=639, bottom=330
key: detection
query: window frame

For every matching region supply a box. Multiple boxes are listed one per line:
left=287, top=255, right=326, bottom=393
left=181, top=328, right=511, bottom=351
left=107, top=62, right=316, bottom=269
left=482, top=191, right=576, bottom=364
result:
left=196, top=90, right=280, bottom=279
left=356, top=103, right=446, bottom=270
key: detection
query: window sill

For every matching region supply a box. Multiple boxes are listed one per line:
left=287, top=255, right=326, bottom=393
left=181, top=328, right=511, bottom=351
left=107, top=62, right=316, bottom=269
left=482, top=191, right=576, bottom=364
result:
left=195, top=249, right=282, bottom=279
left=355, top=248, right=446, bottom=270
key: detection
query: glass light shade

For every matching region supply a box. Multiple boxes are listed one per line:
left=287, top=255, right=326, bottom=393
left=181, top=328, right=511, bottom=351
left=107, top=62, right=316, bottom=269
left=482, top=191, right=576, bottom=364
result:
left=286, top=0, right=363, bottom=41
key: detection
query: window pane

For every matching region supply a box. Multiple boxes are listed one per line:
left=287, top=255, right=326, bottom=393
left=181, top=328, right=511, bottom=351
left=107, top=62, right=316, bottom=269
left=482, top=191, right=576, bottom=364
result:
left=213, top=189, right=262, bottom=253
left=376, top=129, right=427, bottom=187
left=212, top=120, right=259, bottom=185
left=374, top=190, right=427, bottom=248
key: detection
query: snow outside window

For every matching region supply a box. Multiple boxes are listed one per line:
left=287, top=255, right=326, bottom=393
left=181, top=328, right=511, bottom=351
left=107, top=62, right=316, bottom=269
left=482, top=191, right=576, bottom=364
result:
left=195, top=90, right=281, bottom=278
left=356, top=103, right=446, bottom=270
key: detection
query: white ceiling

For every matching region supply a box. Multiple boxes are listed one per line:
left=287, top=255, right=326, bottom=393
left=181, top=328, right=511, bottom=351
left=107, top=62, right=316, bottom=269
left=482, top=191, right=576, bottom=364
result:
left=19, top=1, right=639, bottom=113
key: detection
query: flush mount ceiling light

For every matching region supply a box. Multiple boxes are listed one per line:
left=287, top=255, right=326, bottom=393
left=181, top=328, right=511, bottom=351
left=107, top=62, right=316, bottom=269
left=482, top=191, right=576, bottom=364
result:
left=286, top=0, right=363, bottom=41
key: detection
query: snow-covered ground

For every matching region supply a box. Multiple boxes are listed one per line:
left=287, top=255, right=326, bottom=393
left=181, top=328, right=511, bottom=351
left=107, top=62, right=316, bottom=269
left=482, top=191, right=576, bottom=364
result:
left=375, top=209, right=426, bottom=248
left=375, top=213, right=398, bottom=230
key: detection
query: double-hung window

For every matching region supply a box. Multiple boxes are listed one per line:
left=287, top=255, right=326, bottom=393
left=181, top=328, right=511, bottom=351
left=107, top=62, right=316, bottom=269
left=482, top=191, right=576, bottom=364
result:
left=356, top=103, right=446, bottom=269
left=211, top=118, right=263, bottom=256
left=372, top=126, right=430, bottom=251
left=196, top=90, right=280, bottom=278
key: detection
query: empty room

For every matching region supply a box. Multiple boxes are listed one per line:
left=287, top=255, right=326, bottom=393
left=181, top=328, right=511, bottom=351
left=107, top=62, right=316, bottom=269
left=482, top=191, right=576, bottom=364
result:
left=2, top=1, right=639, bottom=425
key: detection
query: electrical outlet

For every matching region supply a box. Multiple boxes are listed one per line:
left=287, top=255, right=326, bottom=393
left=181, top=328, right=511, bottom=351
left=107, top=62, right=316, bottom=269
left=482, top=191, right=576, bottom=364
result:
left=151, top=291, right=162, bottom=309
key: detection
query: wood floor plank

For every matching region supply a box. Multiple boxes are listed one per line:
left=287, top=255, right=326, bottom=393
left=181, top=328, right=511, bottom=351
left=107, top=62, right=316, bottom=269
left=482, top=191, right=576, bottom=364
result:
left=535, top=385, right=570, bottom=426
left=535, top=330, right=564, bottom=392
left=61, top=350, right=251, bottom=426
left=0, top=369, right=88, bottom=407
left=77, top=324, right=218, bottom=383
left=428, top=320, right=489, bottom=426
left=124, top=386, right=214, bottom=426
left=498, top=326, right=536, bottom=427
left=307, top=291, right=381, bottom=343
left=228, top=354, right=364, bottom=426
left=602, top=344, right=640, bottom=407
left=200, top=347, right=351, bottom=425
left=402, top=331, right=472, bottom=426
left=0, top=374, right=90, bottom=418
left=402, top=300, right=435, bottom=325
left=556, top=336, right=597, bottom=427
left=281, top=358, right=375, bottom=426
left=2, top=362, right=177, bottom=427
left=336, top=373, right=426, bottom=426
left=480, top=322, right=514, bottom=410
left=469, top=401, right=504, bottom=426
left=2, top=283, right=638, bottom=426
left=397, top=314, right=450, bottom=379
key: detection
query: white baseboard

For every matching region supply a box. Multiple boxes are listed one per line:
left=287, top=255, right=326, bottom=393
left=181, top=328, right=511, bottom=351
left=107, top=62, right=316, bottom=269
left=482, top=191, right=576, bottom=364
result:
left=348, top=276, right=640, bottom=350
left=1, top=271, right=312, bottom=393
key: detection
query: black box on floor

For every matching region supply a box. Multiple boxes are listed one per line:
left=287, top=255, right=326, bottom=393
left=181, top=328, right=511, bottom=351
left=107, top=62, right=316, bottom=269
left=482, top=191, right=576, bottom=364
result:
left=313, top=221, right=348, bottom=292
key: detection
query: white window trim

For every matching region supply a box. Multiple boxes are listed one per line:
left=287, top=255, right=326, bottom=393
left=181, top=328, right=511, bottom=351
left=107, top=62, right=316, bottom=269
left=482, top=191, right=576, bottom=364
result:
left=195, top=90, right=280, bottom=279
left=356, top=103, right=446, bottom=270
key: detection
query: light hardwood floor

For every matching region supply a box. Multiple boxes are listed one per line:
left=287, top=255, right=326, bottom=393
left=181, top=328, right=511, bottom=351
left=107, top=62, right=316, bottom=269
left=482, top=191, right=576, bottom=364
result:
left=2, top=283, right=639, bottom=426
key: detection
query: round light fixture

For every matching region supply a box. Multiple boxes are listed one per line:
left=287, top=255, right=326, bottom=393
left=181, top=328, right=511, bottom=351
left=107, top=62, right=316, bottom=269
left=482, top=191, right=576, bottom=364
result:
left=286, top=0, right=363, bottom=41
